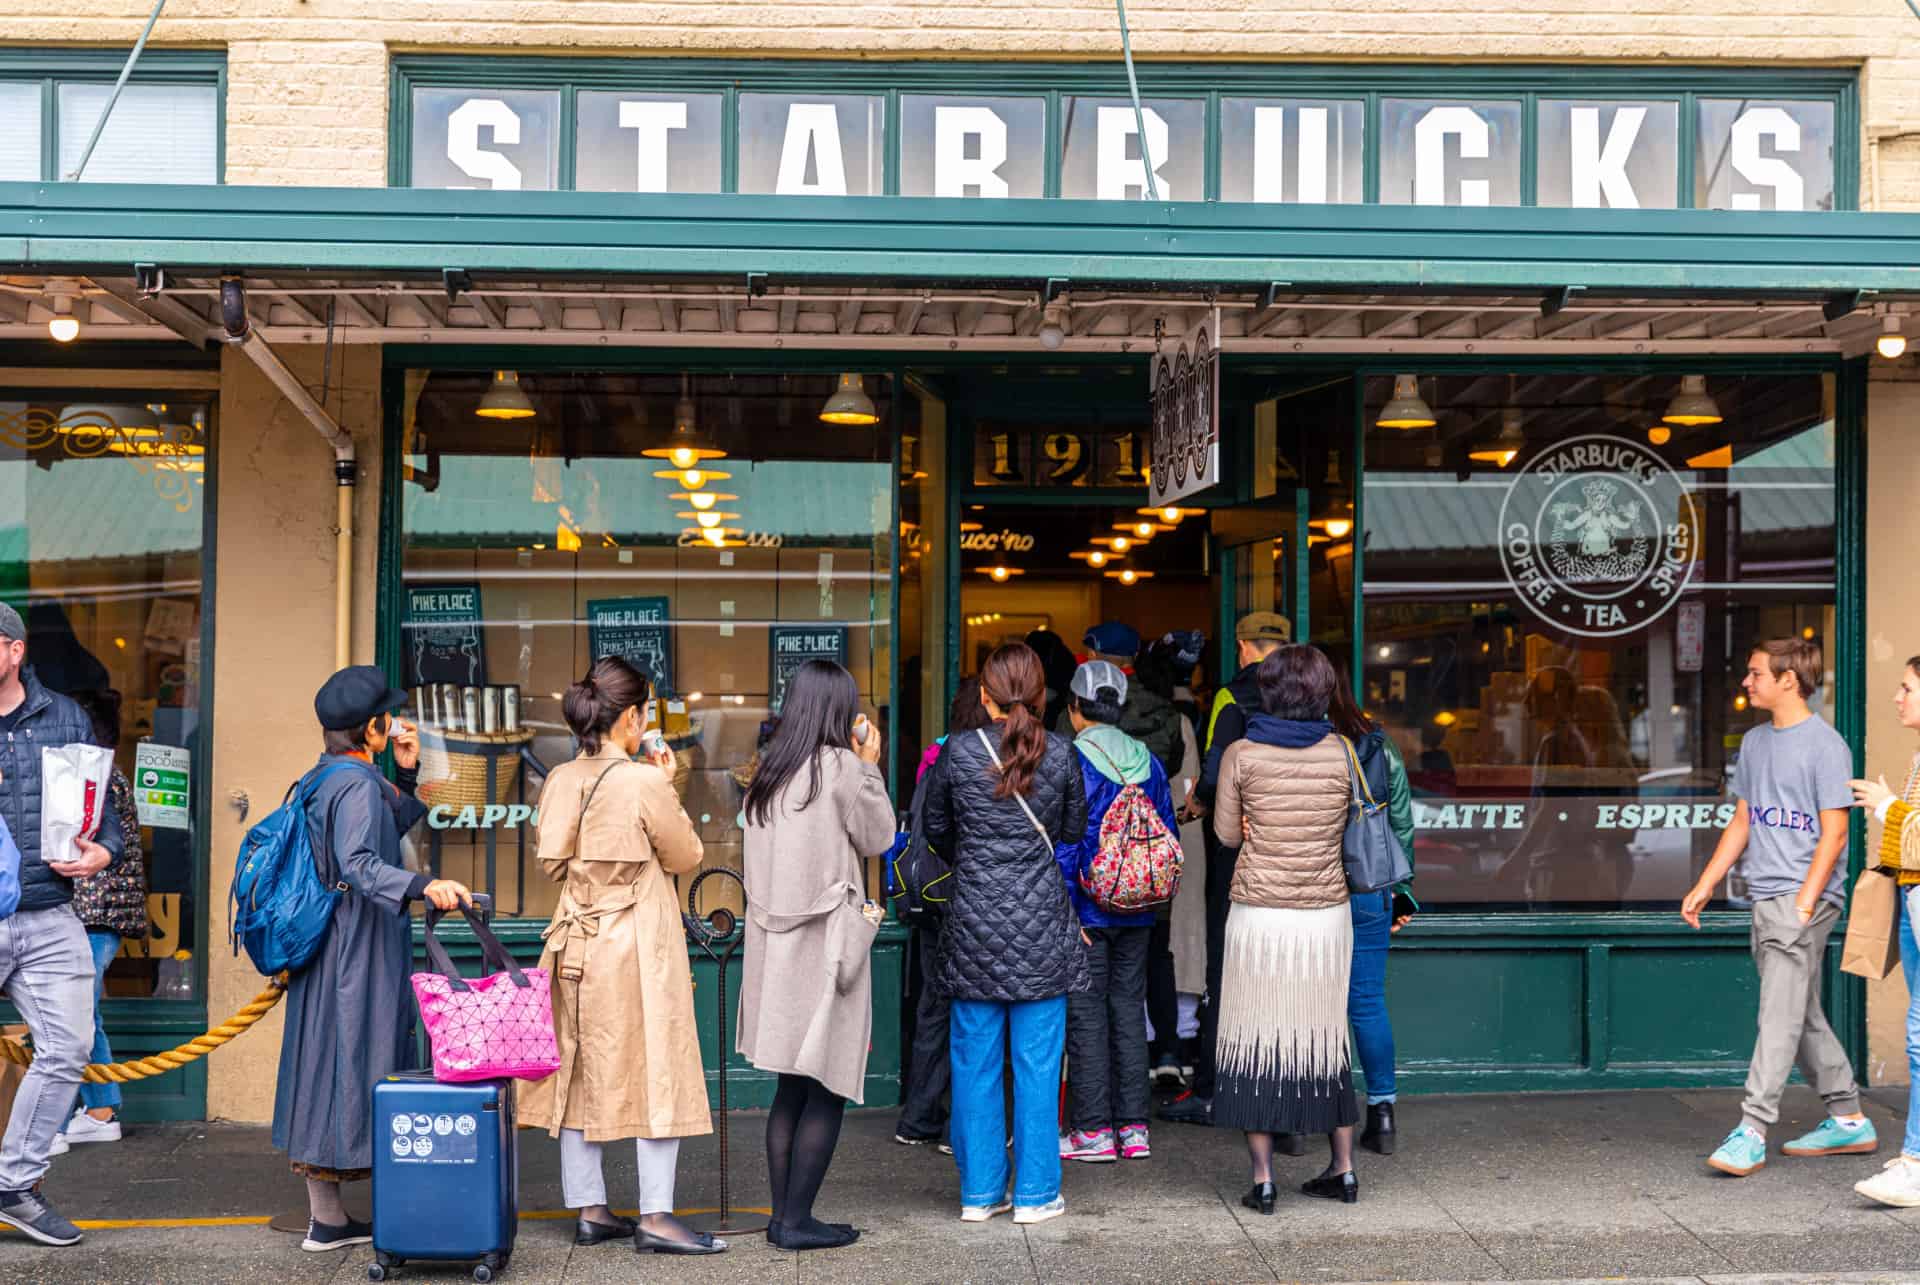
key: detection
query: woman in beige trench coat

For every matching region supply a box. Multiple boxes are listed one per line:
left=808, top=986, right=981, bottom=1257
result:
left=521, top=657, right=724, bottom=1257
left=739, top=660, right=896, bottom=1253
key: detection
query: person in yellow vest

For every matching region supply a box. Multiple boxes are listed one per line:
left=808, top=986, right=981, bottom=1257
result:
left=1158, top=611, right=1290, bottom=1128
left=1849, top=654, right=1920, bottom=1206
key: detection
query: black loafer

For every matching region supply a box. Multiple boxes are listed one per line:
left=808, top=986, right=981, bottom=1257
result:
left=574, top=1213, right=636, bottom=1245
left=1302, top=1170, right=1359, bottom=1204
left=636, top=1228, right=727, bottom=1255
left=1240, top=1181, right=1277, bottom=1215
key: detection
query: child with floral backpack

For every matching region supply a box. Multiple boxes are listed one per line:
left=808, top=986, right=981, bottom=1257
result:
left=1055, top=661, right=1182, bottom=1164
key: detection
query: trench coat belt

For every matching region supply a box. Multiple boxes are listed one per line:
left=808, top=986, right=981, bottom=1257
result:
left=745, top=880, right=862, bottom=934
left=541, top=884, right=643, bottom=981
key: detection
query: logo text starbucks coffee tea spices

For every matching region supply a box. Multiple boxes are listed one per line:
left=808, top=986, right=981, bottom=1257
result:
left=1498, top=434, right=1696, bottom=638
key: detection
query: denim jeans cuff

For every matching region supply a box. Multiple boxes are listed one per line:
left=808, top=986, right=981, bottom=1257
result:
left=1366, top=1093, right=1397, bottom=1106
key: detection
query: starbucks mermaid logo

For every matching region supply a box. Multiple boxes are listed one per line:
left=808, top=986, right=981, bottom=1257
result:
left=1546, top=477, right=1651, bottom=584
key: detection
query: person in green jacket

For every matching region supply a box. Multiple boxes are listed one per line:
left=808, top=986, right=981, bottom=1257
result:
left=1324, top=660, right=1415, bottom=1157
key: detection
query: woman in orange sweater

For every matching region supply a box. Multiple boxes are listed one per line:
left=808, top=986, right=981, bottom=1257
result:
left=1850, top=656, right=1920, bottom=1207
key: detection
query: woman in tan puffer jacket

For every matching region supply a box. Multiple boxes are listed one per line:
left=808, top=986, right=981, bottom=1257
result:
left=1211, top=645, right=1361, bottom=1211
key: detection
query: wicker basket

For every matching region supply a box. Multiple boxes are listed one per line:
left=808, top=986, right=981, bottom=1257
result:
left=414, top=727, right=535, bottom=810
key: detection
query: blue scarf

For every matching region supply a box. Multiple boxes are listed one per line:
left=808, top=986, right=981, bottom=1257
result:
left=1243, top=713, right=1335, bottom=748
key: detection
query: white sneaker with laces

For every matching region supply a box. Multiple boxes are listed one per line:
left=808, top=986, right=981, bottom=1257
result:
left=62, top=1112, right=121, bottom=1144
left=1013, top=1196, right=1066, bottom=1225
left=1856, top=1155, right=1920, bottom=1207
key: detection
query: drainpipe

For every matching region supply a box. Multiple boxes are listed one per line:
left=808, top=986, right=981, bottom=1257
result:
left=220, top=277, right=357, bottom=669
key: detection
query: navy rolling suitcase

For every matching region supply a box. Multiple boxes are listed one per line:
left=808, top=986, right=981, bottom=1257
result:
left=369, top=1073, right=518, bottom=1282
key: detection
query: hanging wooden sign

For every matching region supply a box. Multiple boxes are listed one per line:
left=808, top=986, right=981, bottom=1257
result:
left=1148, top=319, right=1221, bottom=507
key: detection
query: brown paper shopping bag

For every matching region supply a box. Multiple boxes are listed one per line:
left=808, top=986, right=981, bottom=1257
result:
left=1842, top=867, right=1902, bottom=980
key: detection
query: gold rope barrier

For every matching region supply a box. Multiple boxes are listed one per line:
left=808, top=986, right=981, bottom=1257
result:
left=0, top=974, right=288, bottom=1084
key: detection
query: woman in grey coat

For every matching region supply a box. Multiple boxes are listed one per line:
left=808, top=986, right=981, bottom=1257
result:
left=271, top=666, right=470, bottom=1253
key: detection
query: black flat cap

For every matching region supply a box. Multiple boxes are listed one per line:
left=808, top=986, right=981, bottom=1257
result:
left=315, top=665, right=410, bottom=731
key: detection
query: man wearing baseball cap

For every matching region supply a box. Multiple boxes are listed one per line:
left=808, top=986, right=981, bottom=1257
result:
left=1158, top=610, right=1290, bottom=1129
left=0, top=602, right=127, bottom=1246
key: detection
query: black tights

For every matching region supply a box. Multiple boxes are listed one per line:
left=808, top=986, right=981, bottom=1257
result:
left=765, top=1073, right=847, bottom=1235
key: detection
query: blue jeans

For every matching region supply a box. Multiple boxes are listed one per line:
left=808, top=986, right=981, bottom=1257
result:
left=1348, top=890, right=1396, bottom=1106
left=75, top=930, right=122, bottom=1113
left=1898, top=886, right=1920, bottom=1158
left=949, top=996, right=1066, bottom=1209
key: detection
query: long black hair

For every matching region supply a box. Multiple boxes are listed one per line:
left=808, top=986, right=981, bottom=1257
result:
left=743, top=659, right=862, bottom=826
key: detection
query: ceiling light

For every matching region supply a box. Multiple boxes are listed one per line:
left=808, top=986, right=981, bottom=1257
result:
left=981, top=565, right=1024, bottom=581
left=679, top=509, right=741, bottom=530
left=1662, top=374, right=1722, bottom=427
left=654, top=467, right=731, bottom=489
left=476, top=370, right=535, bottom=419
left=1469, top=407, right=1526, bottom=469
left=1039, top=302, right=1068, bottom=350
left=820, top=373, right=880, bottom=426
left=1134, top=521, right=1155, bottom=538
left=1104, top=568, right=1154, bottom=583
left=1879, top=316, right=1908, bottom=360
left=44, top=280, right=81, bottom=343
left=1110, top=536, right=1131, bottom=553
left=1647, top=425, right=1672, bottom=446
left=1323, top=517, right=1353, bottom=539
left=1070, top=550, right=1114, bottom=567
left=1376, top=374, right=1435, bottom=429
left=1160, top=506, right=1183, bottom=523
left=670, top=490, right=737, bottom=511
left=644, top=376, right=726, bottom=464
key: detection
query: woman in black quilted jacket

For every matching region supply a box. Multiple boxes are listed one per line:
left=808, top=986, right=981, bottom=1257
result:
left=922, top=643, right=1088, bottom=1227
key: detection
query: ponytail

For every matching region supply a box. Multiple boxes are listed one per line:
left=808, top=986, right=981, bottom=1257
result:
left=980, top=643, right=1048, bottom=799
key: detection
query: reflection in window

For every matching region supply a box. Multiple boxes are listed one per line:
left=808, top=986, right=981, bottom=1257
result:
left=408, top=88, right=561, bottom=191
left=1059, top=97, right=1205, bottom=201
left=1536, top=100, right=1679, bottom=209
left=575, top=92, right=724, bottom=194
left=899, top=95, right=1046, bottom=198
left=1696, top=99, right=1837, bottom=211
left=1360, top=372, right=1837, bottom=910
left=1, top=397, right=210, bottom=998
left=737, top=94, right=884, bottom=196
left=1218, top=99, right=1364, bottom=205
left=399, top=371, right=895, bottom=918
left=1379, top=99, right=1523, bottom=206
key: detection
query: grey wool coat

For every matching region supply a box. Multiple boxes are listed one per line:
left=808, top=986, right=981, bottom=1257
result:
left=272, top=755, right=428, bottom=1173
left=737, top=748, right=897, bottom=1103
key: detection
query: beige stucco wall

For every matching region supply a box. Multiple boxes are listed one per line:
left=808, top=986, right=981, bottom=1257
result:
left=206, top=343, right=382, bottom=1122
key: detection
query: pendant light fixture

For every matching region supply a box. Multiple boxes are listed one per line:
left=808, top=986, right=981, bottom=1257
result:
left=476, top=370, right=536, bottom=420
left=1661, top=375, right=1723, bottom=427
left=820, top=373, right=880, bottom=426
left=653, top=466, right=731, bottom=489
left=1069, top=549, right=1115, bottom=568
left=1376, top=374, right=1436, bottom=429
left=1310, top=495, right=1355, bottom=539
left=678, top=508, right=741, bottom=531
left=1878, top=316, right=1908, bottom=360
left=669, top=490, right=738, bottom=512
left=43, top=280, right=82, bottom=343
left=1469, top=407, right=1526, bottom=469
left=644, top=375, right=727, bottom=467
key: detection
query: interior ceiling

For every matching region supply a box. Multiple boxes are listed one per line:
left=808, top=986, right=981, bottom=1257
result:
left=0, top=272, right=1901, bottom=356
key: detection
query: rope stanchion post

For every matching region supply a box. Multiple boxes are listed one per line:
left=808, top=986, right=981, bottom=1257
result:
left=682, top=867, right=768, bottom=1239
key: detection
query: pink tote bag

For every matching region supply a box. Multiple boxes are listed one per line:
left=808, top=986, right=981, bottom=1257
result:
left=412, top=900, right=559, bottom=1083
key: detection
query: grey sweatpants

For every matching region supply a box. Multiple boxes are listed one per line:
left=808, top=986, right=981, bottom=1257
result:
left=1741, top=894, right=1860, bottom=1133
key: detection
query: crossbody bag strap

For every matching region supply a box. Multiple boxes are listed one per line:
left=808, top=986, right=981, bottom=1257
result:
left=975, top=727, right=1054, bottom=850
left=571, top=759, right=626, bottom=854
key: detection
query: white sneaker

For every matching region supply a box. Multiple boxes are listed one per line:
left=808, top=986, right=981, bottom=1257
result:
left=1856, top=1155, right=1920, bottom=1207
left=46, top=1134, right=69, bottom=1158
left=62, top=1112, right=121, bottom=1144
left=959, top=1195, right=1012, bottom=1223
left=1013, top=1196, right=1066, bottom=1225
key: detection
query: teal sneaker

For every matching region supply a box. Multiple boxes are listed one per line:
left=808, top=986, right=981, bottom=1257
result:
left=1708, top=1126, right=1767, bottom=1176
left=1782, top=1116, right=1878, bottom=1157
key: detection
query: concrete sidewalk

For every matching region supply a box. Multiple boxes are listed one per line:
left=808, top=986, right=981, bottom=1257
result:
left=5, top=1085, right=1920, bottom=1284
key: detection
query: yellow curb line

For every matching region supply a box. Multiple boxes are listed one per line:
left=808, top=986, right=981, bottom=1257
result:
left=1, top=1207, right=773, bottom=1232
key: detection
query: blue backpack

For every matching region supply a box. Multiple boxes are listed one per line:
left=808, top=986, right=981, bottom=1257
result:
left=0, top=811, right=20, bottom=919
left=228, top=762, right=353, bottom=976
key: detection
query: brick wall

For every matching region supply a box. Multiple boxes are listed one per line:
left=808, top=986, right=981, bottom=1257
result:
left=7, top=0, right=1920, bottom=199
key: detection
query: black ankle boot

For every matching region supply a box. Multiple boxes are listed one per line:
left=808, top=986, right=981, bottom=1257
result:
left=1362, top=1103, right=1397, bottom=1155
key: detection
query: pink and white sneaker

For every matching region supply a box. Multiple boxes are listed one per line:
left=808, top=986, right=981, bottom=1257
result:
left=1059, top=1127, right=1118, bottom=1163
left=1118, top=1124, right=1151, bottom=1159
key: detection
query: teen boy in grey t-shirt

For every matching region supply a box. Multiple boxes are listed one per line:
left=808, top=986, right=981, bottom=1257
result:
left=1682, top=639, right=1871, bottom=1177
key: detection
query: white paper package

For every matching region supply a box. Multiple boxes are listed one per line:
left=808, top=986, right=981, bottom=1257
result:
left=39, top=743, right=114, bottom=864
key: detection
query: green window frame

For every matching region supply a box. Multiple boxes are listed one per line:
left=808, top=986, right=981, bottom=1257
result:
left=390, top=57, right=1858, bottom=210
left=0, top=48, right=226, bottom=184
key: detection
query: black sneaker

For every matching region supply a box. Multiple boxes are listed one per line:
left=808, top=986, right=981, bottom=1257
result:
left=1156, top=1090, right=1213, bottom=1126
left=0, top=1188, right=82, bottom=1246
left=301, top=1216, right=373, bottom=1252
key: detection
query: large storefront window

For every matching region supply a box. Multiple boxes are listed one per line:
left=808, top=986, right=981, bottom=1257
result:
left=1361, top=371, right=1836, bottom=910
left=398, top=370, right=896, bottom=918
left=1, top=396, right=210, bottom=998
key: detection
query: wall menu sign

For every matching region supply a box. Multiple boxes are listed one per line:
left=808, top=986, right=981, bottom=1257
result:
left=769, top=626, right=848, bottom=715
left=1148, top=320, right=1221, bottom=507
left=586, top=595, right=674, bottom=698
left=407, top=74, right=1842, bottom=212
left=404, top=583, right=486, bottom=687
